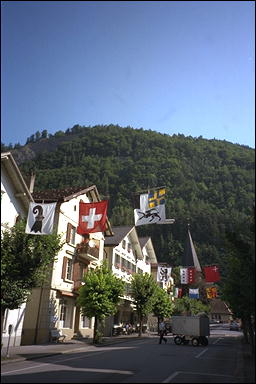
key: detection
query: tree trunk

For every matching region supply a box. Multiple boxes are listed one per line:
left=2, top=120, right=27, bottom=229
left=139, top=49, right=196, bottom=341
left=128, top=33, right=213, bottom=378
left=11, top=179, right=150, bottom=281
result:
left=93, top=315, right=98, bottom=344
left=1, top=307, right=6, bottom=348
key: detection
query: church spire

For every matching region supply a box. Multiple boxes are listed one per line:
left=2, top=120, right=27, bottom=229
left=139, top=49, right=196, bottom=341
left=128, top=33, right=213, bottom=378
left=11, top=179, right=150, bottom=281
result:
left=182, top=223, right=202, bottom=272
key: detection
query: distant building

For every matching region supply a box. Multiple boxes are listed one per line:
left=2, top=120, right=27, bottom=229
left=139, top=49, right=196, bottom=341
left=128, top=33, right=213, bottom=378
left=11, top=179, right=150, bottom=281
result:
left=103, top=226, right=158, bottom=335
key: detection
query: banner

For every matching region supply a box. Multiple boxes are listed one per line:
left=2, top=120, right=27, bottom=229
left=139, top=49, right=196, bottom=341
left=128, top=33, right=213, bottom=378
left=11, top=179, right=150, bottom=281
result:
left=25, top=202, right=57, bottom=235
left=77, top=200, right=108, bottom=234
left=189, top=288, right=199, bottom=299
left=180, top=267, right=195, bottom=284
left=134, top=204, right=166, bottom=226
left=157, top=266, right=172, bottom=283
left=203, top=265, right=220, bottom=283
left=206, top=286, right=217, bottom=299
left=174, top=287, right=183, bottom=298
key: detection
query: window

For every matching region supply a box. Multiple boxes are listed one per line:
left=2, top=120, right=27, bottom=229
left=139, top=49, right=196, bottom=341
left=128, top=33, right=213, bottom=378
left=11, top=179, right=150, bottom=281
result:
left=66, top=223, right=76, bottom=245
left=59, top=298, right=73, bottom=328
left=122, top=240, right=126, bottom=249
left=81, top=315, right=91, bottom=328
left=59, top=299, right=67, bottom=321
left=127, top=243, right=132, bottom=253
left=62, top=257, right=73, bottom=281
left=66, top=258, right=73, bottom=280
left=114, top=253, right=120, bottom=268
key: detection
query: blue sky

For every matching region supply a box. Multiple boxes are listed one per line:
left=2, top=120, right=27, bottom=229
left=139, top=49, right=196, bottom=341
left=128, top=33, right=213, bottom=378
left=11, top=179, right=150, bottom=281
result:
left=1, top=1, right=255, bottom=148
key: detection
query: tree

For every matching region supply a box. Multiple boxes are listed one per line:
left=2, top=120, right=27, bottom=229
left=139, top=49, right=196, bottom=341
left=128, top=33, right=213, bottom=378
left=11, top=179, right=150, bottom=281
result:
left=221, top=211, right=255, bottom=352
left=173, top=296, right=210, bottom=316
left=131, top=273, right=158, bottom=336
left=152, top=285, right=175, bottom=332
left=1, top=220, right=63, bottom=343
left=77, top=262, right=125, bottom=344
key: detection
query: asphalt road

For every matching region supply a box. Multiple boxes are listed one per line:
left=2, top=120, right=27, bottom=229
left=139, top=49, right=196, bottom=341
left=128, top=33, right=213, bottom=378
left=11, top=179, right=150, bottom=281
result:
left=1, top=330, right=249, bottom=383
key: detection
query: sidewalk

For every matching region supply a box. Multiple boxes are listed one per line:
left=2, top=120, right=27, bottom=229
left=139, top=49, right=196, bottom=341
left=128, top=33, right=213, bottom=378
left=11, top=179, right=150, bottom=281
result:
left=1, top=333, right=151, bottom=364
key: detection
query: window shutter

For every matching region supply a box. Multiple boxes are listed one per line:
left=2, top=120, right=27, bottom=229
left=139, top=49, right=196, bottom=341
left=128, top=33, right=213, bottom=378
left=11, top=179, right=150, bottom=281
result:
left=62, top=257, right=68, bottom=279
left=66, top=223, right=72, bottom=243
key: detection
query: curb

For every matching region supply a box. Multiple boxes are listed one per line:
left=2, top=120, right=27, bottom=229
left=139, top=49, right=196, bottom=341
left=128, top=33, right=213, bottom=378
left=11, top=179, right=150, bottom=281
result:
left=1, top=336, right=144, bottom=365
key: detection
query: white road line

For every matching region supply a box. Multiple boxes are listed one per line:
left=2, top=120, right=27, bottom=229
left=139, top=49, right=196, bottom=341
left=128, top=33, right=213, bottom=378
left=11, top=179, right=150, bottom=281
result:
left=212, top=337, right=223, bottom=344
left=162, top=370, right=243, bottom=383
left=195, top=348, right=208, bottom=358
left=162, top=371, right=180, bottom=383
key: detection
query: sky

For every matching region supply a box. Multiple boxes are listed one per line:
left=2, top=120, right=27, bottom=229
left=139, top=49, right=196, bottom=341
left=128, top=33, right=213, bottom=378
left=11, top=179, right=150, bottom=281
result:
left=1, top=1, right=255, bottom=148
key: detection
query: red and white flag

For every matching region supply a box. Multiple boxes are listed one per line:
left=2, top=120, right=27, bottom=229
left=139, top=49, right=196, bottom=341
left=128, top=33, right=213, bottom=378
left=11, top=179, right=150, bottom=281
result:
left=203, top=265, right=220, bottom=283
left=180, top=267, right=195, bottom=284
left=77, top=201, right=108, bottom=234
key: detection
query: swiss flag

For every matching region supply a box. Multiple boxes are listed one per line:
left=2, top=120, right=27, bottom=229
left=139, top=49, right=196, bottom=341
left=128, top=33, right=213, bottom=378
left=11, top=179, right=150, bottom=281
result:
left=77, top=201, right=108, bottom=234
left=203, top=265, right=220, bottom=283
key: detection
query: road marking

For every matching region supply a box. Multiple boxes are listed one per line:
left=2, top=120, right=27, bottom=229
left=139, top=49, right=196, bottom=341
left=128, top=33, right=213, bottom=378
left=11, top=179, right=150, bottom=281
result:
left=195, top=348, right=208, bottom=358
left=212, top=337, right=223, bottom=344
left=162, top=370, right=244, bottom=383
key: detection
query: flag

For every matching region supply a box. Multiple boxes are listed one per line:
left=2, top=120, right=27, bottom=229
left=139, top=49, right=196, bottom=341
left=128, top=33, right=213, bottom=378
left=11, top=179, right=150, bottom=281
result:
left=189, top=288, right=199, bottom=299
left=157, top=266, right=172, bottom=283
left=174, top=287, right=183, bottom=298
left=203, top=265, right=220, bottom=283
left=206, top=286, right=217, bottom=299
left=77, top=200, right=108, bottom=234
left=180, top=268, right=188, bottom=284
left=148, top=188, right=166, bottom=208
left=188, top=267, right=195, bottom=283
left=180, top=267, right=195, bottom=284
left=134, top=204, right=166, bottom=226
left=25, top=202, right=57, bottom=235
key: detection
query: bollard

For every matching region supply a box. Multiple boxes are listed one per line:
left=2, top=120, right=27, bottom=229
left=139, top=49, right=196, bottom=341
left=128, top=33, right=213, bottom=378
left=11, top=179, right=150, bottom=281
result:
left=6, top=324, right=13, bottom=358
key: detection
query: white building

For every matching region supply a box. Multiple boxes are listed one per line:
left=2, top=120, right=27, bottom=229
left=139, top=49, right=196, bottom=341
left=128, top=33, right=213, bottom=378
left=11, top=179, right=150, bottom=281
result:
left=103, top=226, right=158, bottom=335
left=1, top=152, right=34, bottom=347
left=21, top=185, right=113, bottom=344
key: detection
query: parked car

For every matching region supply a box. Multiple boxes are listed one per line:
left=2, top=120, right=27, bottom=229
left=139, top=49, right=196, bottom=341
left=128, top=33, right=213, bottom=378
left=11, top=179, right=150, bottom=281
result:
left=230, top=321, right=240, bottom=331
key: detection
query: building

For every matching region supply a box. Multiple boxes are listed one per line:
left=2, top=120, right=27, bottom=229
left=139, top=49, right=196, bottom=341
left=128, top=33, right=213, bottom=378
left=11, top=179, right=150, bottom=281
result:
left=103, top=226, right=158, bottom=335
left=21, top=185, right=113, bottom=345
left=1, top=152, right=34, bottom=347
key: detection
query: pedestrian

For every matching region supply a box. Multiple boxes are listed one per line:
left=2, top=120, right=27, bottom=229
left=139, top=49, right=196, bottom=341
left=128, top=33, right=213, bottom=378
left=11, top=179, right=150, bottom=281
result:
left=159, top=319, right=167, bottom=344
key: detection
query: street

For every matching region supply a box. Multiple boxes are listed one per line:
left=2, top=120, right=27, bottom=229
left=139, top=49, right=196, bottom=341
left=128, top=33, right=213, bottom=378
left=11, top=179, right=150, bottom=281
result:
left=1, top=327, right=251, bottom=383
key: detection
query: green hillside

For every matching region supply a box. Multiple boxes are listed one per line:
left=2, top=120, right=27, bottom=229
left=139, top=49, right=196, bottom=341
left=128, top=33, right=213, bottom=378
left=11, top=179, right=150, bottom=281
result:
left=7, top=124, right=255, bottom=271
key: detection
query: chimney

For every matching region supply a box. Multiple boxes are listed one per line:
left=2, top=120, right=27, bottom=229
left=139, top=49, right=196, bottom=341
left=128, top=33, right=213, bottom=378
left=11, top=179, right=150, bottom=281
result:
left=29, top=173, right=35, bottom=193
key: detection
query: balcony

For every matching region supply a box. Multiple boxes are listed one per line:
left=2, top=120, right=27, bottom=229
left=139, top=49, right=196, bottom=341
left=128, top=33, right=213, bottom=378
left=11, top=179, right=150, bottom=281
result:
left=76, top=242, right=100, bottom=262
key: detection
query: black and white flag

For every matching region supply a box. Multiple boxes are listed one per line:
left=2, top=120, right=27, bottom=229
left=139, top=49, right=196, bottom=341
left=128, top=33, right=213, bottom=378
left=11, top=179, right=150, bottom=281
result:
left=157, top=266, right=172, bottom=283
left=25, top=202, right=57, bottom=235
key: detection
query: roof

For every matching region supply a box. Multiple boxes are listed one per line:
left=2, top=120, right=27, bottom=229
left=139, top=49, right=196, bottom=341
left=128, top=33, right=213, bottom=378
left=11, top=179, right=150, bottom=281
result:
left=104, top=226, right=134, bottom=246
left=210, top=298, right=232, bottom=315
left=1, top=152, right=34, bottom=211
left=32, top=185, right=100, bottom=202
left=139, top=237, right=149, bottom=248
left=181, top=228, right=202, bottom=271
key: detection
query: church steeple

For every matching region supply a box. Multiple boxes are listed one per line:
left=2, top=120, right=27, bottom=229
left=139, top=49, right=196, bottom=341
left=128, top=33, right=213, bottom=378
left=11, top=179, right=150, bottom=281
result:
left=182, top=223, right=202, bottom=272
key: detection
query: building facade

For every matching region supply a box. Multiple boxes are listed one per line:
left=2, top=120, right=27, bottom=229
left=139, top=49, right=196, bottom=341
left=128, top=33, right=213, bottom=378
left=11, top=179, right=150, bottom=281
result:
left=1, top=152, right=34, bottom=347
left=21, top=185, right=113, bottom=344
left=103, top=226, right=158, bottom=336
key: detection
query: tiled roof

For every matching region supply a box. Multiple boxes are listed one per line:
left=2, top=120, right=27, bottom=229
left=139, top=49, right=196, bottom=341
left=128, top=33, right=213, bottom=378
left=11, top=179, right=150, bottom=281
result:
left=210, top=298, right=232, bottom=314
left=104, top=226, right=134, bottom=246
left=32, top=185, right=98, bottom=202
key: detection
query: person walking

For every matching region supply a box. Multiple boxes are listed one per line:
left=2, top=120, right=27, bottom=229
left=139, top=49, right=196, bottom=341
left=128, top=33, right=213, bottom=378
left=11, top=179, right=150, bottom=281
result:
left=159, top=319, right=167, bottom=344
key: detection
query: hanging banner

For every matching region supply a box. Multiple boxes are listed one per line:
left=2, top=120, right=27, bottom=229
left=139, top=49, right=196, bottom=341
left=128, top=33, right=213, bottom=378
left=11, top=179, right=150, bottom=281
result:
left=157, top=266, right=172, bottom=283
left=25, top=202, right=57, bottom=235
left=77, top=201, right=108, bottom=234
left=189, top=288, right=199, bottom=299
left=203, top=265, right=220, bottom=282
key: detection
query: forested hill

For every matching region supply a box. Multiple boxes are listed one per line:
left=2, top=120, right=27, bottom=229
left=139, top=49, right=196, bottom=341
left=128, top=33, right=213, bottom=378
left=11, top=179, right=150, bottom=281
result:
left=6, top=124, right=255, bottom=271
